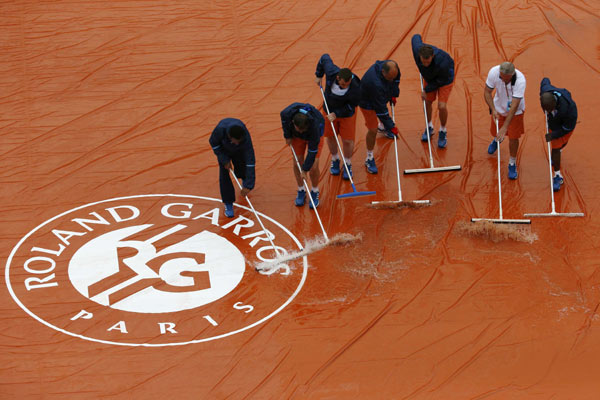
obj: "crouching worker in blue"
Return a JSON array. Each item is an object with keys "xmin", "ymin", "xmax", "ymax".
[
  {"xmin": 209, "ymin": 118, "xmax": 255, "ymax": 218},
  {"xmin": 540, "ymin": 78, "xmax": 578, "ymax": 192},
  {"xmin": 280, "ymin": 103, "xmax": 325, "ymax": 209}
]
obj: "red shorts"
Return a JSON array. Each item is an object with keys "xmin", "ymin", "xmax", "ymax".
[
  {"xmin": 323, "ymin": 111, "xmax": 356, "ymax": 141},
  {"xmin": 291, "ymin": 137, "xmax": 323, "ymax": 168},
  {"xmin": 360, "ymin": 107, "xmax": 379, "ymax": 131},
  {"xmin": 490, "ymin": 113, "xmax": 525, "ymax": 140},
  {"xmin": 423, "ymin": 80, "xmax": 453, "ymax": 103},
  {"xmin": 551, "ymin": 130, "xmax": 573, "ymax": 150}
]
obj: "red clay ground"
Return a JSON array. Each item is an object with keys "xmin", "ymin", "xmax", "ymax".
[{"xmin": 2, "ymin": 1, "xmax": 599, "ymax": 399}]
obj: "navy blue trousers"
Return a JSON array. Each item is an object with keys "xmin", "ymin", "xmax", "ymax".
[{"xmin": 219, "ymin": 154, "xmax": 246, "ymax": 204}]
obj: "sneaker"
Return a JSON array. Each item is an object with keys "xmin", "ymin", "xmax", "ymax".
[
  {"xmin": 308, "ymin": 190, "xmax": 320, "ymax": 209},
  {"xmin": 295, "ymin": 189, "xmax": 306, "ymax": 206},
  {"xmin": 421, "ymin": 126, "xmax": 434, "ymax": 142},
  {"xmin": 553, "ymin": 175, "xmax": 564, "ymax": 192},
  {"xmin": 487, "ymin": 139, "xmax": 498, "ymax": 154},
  {"xmin": 330, "ymin": 159, "xmax": 340, "ymax": 175},
  {"xmin": 437, "ymin": 130, "xmax": 447, "ymax": 148},
  {"xmin": 342, "ymin": 164, "xmax": 353, "ymax": 180},
  {"xmin": 224, "ymin": 203, "xmax": 234, "ymax": 218},
  {"xmin": 508, "ymin": 164, "xmax": 518, "ymax": 180},
  {"xmin": 365, "ymin": 158, "xmax": 378, "ymax": 174}
]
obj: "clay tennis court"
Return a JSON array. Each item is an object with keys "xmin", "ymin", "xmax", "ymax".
[{"xmin": 2, "ymin": 1, "xmax": 599, "ymax": 398}]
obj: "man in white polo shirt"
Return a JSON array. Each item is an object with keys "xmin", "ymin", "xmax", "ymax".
[{"xmin": 484, "ymin": 61, "xmax": 526, "ymax": 179}]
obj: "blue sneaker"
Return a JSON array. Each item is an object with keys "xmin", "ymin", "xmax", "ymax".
[
  {"xmin": 487, "ymin": 139, "xmax": 498, "ymax": 154},
  {"xmin": 224, "ymin": 203, "xmax": 234, "ymax": 218},
  {"xmin": 330, "ymin": 159, "xmax": 340, "ymax": 175},
  {"xmin": 421, "ymin": 126, "xmax": 434, "ymax": 142},
  {"xmin": 437, "ymin": 130, "xmax": 447, "ymax": 148},
  {"xmin": 553, "ymin": 175, "xmax": 564, "ymax": 192},
  {"xmin": 342, "ymin": 163, "xmax": 353, "ymax": 180},
  {"xmin": 295, "ymin": 189, "xmax": 306, "ymax": 206},
  {"xmin": 308, "ymin": 190, "xmax": 320, "ymax": 209},
  {"xmin": 365, "ymin": 158, "xmax": 378, "ymax": 174},
  {"xmin": 508, "ymin": 164, "xmax": 518, "ymax": 180}
]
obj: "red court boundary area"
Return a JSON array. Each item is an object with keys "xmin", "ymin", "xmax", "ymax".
[{"xmin": 1, "ymin": 1, "xmax": 599, "ymax": 399}]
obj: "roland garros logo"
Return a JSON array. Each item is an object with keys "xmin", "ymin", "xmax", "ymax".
[{"xmin": 5, "ymin": 194, "xmax": 306, "ymax": 347}]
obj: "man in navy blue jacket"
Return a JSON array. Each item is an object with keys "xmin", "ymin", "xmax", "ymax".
[
  {"xmin": 540, "ymin": 77, "xmax": 578, "ymax": 192},
  {"xmin": 359, "ymin": 60, "xmax": 400, "ymax": 174},
  {"xmin": 411, "ymin": 34, "xmax": 455, "ymax": 148},
  {"xmin": 315, "ymin": 54, "xmax": 361, "ymax": 180},
  {"xmin": 280, "ymin": 103, "xmax": 325, "ymax": 208},
  {"xmin": 209, "ymin": 118, "xmax": 255, "ymax": 218}
]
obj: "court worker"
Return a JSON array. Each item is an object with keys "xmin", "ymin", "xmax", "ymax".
[
  {"xmin": 280, "ymin": 102, "xmax": 325, "ymax": 208},
  {"xmin": 411, "ymin": 34, "xmax": 455, "ymax": 148},
  {"xmin": 359, "ymin": 59, "xmax": 400, "ymax": 174},
  {"xmin": 484, "ymin": 61, "xmax": 526, "ymax": 180},
  {"xmin": 540, "ymin": 77, "xmax": 578, "ymax": 192},
  {"xmin": 315, "ymin": 53, "xmax": 361, "ymax": 180},
  {"xmin": 209, "ymin": 118, "xmax": 256, "ymax": 218}
]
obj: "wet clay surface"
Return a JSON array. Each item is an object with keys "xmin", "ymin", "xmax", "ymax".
[{"xmin": 1, "ymin": 1, "xmax": 599, "ymax": 399}]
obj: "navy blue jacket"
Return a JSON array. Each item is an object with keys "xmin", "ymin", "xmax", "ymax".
[
  {"xmin": 411, "ymin": 34, "xmax": 454, "ymax": 92},
  {"xmin": 315, "ymin": 54, "xmax": 361, "ymax": 118},
  {"xmin": 540, "ymin": 78, "xmax": 577, "ymax": 139},
  {"xmin": 359, "ymin": 60, "xmax": 400, "ymax": 131},
  {"xmin": 209, "ymin": 118, "xmax": 255, "ymax": 189},
  {"xmin": 280, "ymin": 103, "xmax": 324, "ymax": 171}
]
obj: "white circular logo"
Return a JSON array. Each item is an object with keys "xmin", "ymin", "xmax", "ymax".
[{"xmin": 5, "ymin": 194, "xmax": 307, "ymax": 346}]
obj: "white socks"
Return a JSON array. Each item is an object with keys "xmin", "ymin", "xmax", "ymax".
[
  {"xmin": 332, "ymin": 154, "xmax": 351, "ymax": 164},
  {"xmin": 300, "ymin": 186, "xmax": 319, "ymax": 193},
  {"xmin": 366, "ymin": 151, "xmax": 374, "ymax": 160},
  {"xmin": 509, "ymin": 156, "xmax": 516, "ymax": 165},
  {"xmin": 554, "ymin": 170, "xmax": 562, "ymax": 178},
  {"xmin": 440, "ymin": 125, "xmax": 446, "ymax": 132}
]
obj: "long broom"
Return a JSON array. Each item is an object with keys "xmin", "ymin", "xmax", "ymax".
[
  {"xmin": 471, "ymin": 119, "xmax": 531, "ymax": 224},
  {"xmin": 404, "ymin": 74, "xmax": 462, "ymax": 174},
  {"xmin": 254, "ymin": 146, "xmax": 362, "ymax": 272},
  {"xmin": 524, "ymin": 113, "xmax": 584, "ymax": 218},
  {"xmin": 319, "ymin": 84, "xmax": 376, "ymax": 199},
  {"xmin": 370, "ymin": 104, "xmax": 430, "ymax": 209},
  {"xmin": 229, "ymin": 169, "xmax": 291, "ymax": 275},
  {"xmin": 289, "ymin": 145, "xmax": 329, "ymax": 241}
]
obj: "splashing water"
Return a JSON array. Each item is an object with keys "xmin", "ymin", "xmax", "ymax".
[
  {"xmin": 456, "ymin": 221, "xmax": 537, "ymax": 243},
  {"xmin": 254, "ymin": 232, "xmax": 363, "ymax": 273},
  {"xmin": 368, "ymin": 201, "xmax": 431, "ymax": 209}
]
